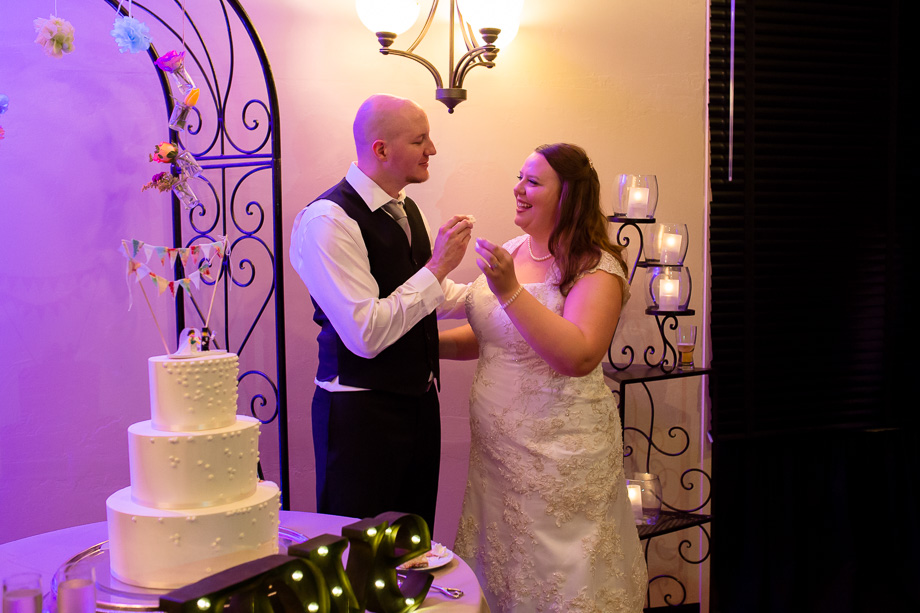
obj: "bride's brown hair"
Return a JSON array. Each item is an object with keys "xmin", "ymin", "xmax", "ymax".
[{"xmin": 536, "ymin": 143, "xmax": 627, "ymax": 295}]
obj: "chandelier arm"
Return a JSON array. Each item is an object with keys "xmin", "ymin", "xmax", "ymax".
[
  {"xmin": 456, "ymin": 8, "xmax": 478, "ymax": 51},
  {"xmin": 381, "ymin": 49, "xmax": 445, "ymax": 89},
  {"xmin": 406, "ymin": 0, "xmax": 441, "ymax": 54},
  {"xmin": 453, "ymin": 48, "xmax": 497, "ymax": 88}
]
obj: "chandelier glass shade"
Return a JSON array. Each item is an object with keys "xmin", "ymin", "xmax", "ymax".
[{"xmin": 355, "ymin": 0, "xmax": 421, "ymax": 35}]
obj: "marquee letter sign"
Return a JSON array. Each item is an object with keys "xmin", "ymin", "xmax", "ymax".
[
  {"xmin": 159, "ymin": 555, "xmax": 327, "ymax": 613},
  {"xmin": 160, "ymin": 512, "xmax": 436, "ymax": 613}
]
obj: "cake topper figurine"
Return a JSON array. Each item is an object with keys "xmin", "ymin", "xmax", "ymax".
[
  {"xmin": 120, "ymin": 237, "xmax": 230, "ymax": 355},
  {"xmin": 200, "ymin": 326, "xmax": 213, "ymax": 351},
  {"xmin": 173, "ymin": 328, "xmax": 201, "ymax": 356}
]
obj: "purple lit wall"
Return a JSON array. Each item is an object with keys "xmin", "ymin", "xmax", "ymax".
[{"xmin": 2, "ymin": 4, "xmax": 710, "ymax": 602}]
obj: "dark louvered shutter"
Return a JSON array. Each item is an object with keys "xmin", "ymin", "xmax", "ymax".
[{"xmin": 708, "ymin": 0, "xmax": 908, "ymax": 439}]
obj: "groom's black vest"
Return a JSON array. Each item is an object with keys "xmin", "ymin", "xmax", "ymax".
[{"xmin": 310, "ymin": 179, "xmax": 439, "ymax": 395}]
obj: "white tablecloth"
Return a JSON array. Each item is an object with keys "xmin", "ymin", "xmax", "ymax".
[{"xmin": 0, "ymin": 510, "xmax": 488, "ymax": 612}]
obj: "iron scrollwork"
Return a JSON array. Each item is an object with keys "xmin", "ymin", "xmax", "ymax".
[{"xmin": 103, "ymin": 0, "xmax": 289, "ymax": 508}]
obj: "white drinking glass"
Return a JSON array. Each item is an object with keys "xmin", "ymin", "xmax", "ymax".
[
  {"xmin": 55, "ymin": 564, "xmax": 95, "ymax": 613},
  {"xmin": 2, "ymin": 573, "xmax": 42, "ymax": 613}
]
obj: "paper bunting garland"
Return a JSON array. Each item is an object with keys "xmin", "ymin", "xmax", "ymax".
[
  {"xmin": 123, "ymin": 238, "xmax": 226, "ymax": 270},
  {"xmin": 121, "ymin": 237, "xmax": 229, "ymax": 354}
]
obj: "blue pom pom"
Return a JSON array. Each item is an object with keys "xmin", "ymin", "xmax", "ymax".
[{"xmin": 111, "ymin": 16, "xmax": 152, "ymax": 54}]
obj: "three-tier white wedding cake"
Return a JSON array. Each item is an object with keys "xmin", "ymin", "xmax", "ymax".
[{"xmin": 105, "ymin": 351, "xmax": 280, "ymax": 589}]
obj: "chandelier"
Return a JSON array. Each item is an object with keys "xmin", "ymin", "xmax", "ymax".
[{"xmin": 355, "ymin": 0, "xmax": 523, "ymax": 113}]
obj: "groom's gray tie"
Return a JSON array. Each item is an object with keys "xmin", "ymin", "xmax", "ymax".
[{"xmin": 383, "ymin": 199, "xmax": 412, "ymax": 244}]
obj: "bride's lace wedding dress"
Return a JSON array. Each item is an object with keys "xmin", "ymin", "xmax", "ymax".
[{"xmin": 454, "ymin": 235, "xmax": 647, "ymax": 613}]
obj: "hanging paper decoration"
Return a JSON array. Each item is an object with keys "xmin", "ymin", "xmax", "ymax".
[
  {"xmin": 111, "ymin": 15, "xmax": 151, "ymax": 53},
  {"xmin": 0, "ymin": 95, "xmax": 7, "ymax": 141},
  {"xmin": 120, "ymin": 237, "xmax": 230, "ymax": 354},
  {"xmin": 175, "ymin": 151, "xmax": 203, "ymax": 178},
  {"xmin": 149, "ymin": 141, "xmax": 178, "ymax": 164},
  {"xmin": 155, "ymin": 50, "xmax": 196, "ymax": 96},
  {"xmin": 33, "ymin": 15, "xmax": 76, "ymax": 58},
  {"xmin": 141, "ymin": 171, "xmax": 180, "ymax": 193},
  {"xmin": 142, "ymin": 142, "xmax": 203, "ymax": 208},
  {"xmin": 154, "ymin": 50, "xmax": 185, "ymax": 72},
  {"xmin": 167, "ymin": 88, "xmax": 200, "ymax": 133},
  {"xmin": 183, "ymin": 88, "xmax": 200, "ymax": 107}
]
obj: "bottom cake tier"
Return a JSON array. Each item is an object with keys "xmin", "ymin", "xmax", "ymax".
[{"xmin": 105, "ymin": 481, "xmax": 280, "ymax": 589}]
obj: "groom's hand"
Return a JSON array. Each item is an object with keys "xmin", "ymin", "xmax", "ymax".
[{"xmin": 425, "ymin": 216, "xmax": 473, "ymax": 282}]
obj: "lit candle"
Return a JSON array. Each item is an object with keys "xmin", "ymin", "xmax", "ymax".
[
  {"xmin": 626, "ymin": 187, "xmax": 649, "ymax": 218},
  {"xmin": 660, "ymin": 232, "xmax": 682, "ymax": 264},
  {"xmin": 627, "ymin": 484, "xmax": 643, "ymax": 522},
  {"xmin": 658, "ymin": 276, "xmax": 679, "ymax": 311}
]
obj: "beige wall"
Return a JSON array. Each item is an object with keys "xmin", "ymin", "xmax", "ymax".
[
  {"xmin": 1, "ymin": 0, "xmax": 709, "ymax": 606},
  {"xmin": 269, "ymin": 1, "xmax": 711, "ymax": 606}
]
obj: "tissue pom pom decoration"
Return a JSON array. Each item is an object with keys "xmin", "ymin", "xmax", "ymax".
[
  {"xmin": 111, "ymin": 16, "xmax": 152, "ymax": 54},
  {"xmin": 33, "ymin": 15, "xmax": 76, "ymax": 58}
]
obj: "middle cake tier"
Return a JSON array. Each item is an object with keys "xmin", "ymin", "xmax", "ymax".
[{"xmin": 128, "ymin": 415, "xmax": 262, "ymax": 509}]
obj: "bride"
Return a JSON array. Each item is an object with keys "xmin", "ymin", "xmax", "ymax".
[{"xmin": 441, "ymin": 143, "xmax": 647, "ymax": 612}]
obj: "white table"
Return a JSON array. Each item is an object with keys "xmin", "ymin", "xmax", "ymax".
[{"xmin": 0, "ymin": 511, "xmax": 488, "ymax": 612}]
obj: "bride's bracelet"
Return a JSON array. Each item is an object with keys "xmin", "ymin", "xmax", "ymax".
[{"xmin": 500, "ymin": 285, "xmax": 524, "ymax": 310}]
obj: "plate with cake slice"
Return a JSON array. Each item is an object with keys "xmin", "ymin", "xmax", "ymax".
[{"xmin": 397, "ymin": 542, "xmax": 455, "ymax": 571}]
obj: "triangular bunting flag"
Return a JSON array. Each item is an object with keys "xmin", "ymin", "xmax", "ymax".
[
  {"xmin": 156, "ymin": 275, "xmax": 170, "ymax": 295},
  {"xmin": 155, "ymin": 246, "xmax": 169, "ymax": 267}
]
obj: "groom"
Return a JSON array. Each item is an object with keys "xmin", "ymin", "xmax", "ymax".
[{"xmin": 289, "ymin": 94, "xmax": 471, "ymax": 531}]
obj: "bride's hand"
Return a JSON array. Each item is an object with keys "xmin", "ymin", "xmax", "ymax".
[{"xmin": 474, "ymin": 238, "xmax": 520, "ymax": 302}]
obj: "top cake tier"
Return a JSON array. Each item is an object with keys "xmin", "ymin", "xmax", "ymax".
[{"xmin": 148, "ymin": 352, "xmax": 240, "ymax": 432}]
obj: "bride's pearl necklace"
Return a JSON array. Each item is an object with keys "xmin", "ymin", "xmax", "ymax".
[{"xmin": 527, "ymin": 236, "xmax": 553, "ymax": 262}]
